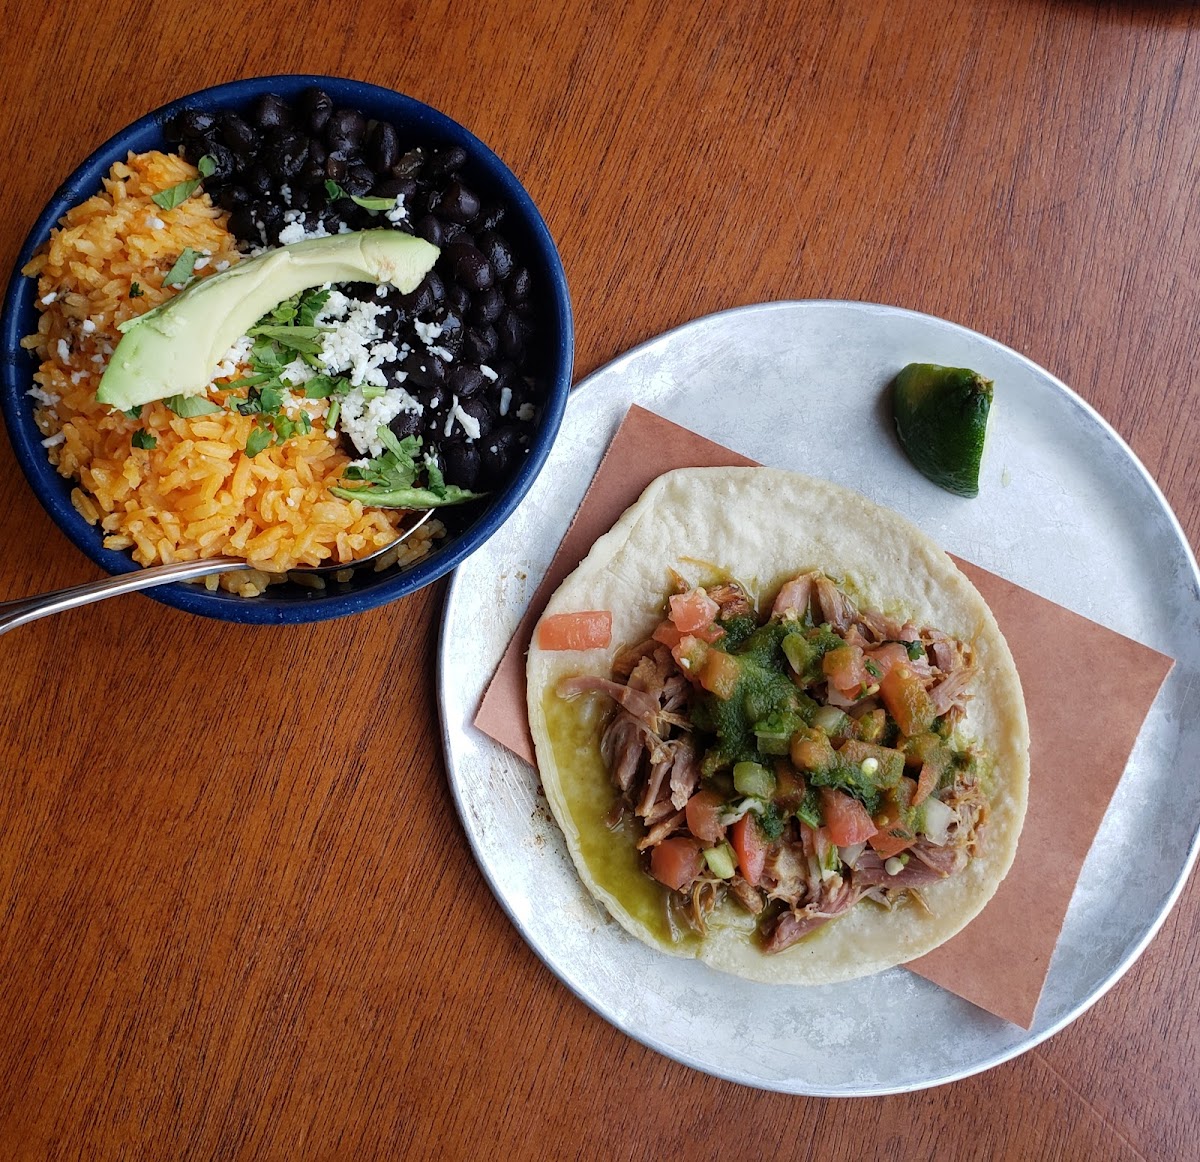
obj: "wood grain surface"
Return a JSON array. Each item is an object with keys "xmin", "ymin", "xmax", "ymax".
[{"xmin": 2, "ymin": 1, "xmax": 1198, "ymax": 1158}]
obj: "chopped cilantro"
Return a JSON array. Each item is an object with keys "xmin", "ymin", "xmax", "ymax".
[
  {"xmin": 323, "ymin": 179, "xmax": 397, "ymax": 214},
  {"xmin": 301, "ymin": 374, "xmax": 350, "ymax": 400},
  {"xmin": 163, "ymin": 393, "xmax": 222, "ymax": 417},
  {"xmin": 864, "ymin": 659, "xmax": 882, "ymax": 678},
  {"xmin": 245, "ymin": 424, "xmax": 273, "ymax": 457},
  {"xmin": 129, "ymin": 282, "xmax": 144, "ymax": 298},
  {"xmin": 123, "ymin": 404, "xmax": 143, "ymax": 420},
  {"xmin": 150, "ymin": 155, "xmax": 216, "ymax": 210},
  {"xmin": 757, "ymin": 803, "xmax": 785, "ymax": 841},
  {"xmin": 163, "ymin": 248, "xmax": 199, "ymax": 288},
  {"xmin": 330, "ymin": 425, "xmax": 483, "ymax": 509},
  {"xmin": 905, "ymin": 640, "xmax": 924, "ymax": 660},
  {"xmin": 131, "ymin": 429, "xmax": 157, "ymax": 449}
]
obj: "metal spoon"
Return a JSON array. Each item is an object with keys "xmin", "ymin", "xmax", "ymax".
[{"xmin": 0, "ymin": 509, "xmax": 435, "ymax": 635}]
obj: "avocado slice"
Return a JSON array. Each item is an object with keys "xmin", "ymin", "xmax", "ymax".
[{"xmin": 96, "ymin": 230, "xmax": 438, "ymax": 411}]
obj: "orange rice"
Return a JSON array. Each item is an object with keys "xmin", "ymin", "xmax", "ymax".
[{"xmin": 21, "ymin": 150, "xmax": 440, "ymax": 596}]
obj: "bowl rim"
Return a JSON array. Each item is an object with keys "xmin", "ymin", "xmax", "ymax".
[{"xmin": 0, "ymin": 74, "xmax": 573, "ymax": 625}]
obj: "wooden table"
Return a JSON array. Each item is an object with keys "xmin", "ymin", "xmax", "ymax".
[{"xmin": 2, "ymin": 3, "xmax": 1198, "ymax": 1157}]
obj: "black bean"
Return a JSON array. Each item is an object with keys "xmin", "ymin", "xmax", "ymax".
[
  {"xmin": 252, "ymin": 93, "xmax": 291, "ymax": 130},
  {"xmin": 440, "ymin": 221, "xmax": 467, "ymax": 244},
  {"xmin": 326, "ymin": 108, "xmax": 367, "ymax": 149},
  {"xmin": 220, "ymin": 112, "xmax": 257, "ymax": 154},
  {"xmin": 201, "ymin": 142, "xmax": 237, "ymax": 182},
  {"xmin": 497, "ymin": 310, "xmax": 527, "ymax": 359},
  {"xmin": 388, "ymin": 410, "xmax": 422, "ymax": 440},
  {"xmin": 393, "ymin": 148, "xmax": 425, "ymax": 178},
  {"xmin": 259, "ymin": 205, "xmax": 284, "ymax": 242},
  {"xmin": 217, "ymin": 184, "xmax": 250, "ymax": 210},
  {"xmin": 227, "ymin": 206, "xmax": 258, "ymax": 240},
  {"xmin": 174, "ymin": 108, "xmax": 216, "ymax": 139},
  {"xmin": 395, "ymin": 277, "xmax": 436, "ymax": 317},
  {"xmin": 429, "ymin": 145, "xmax": 468, "ymax": 176},
  {"xmin": 478, "ymin": 203, "xmax": 507, "ymax": 230},
  {"xmin": 463, "ymin": 325, "xmax": 498, "ymax": 363},
  {"xmin": 470, "ymin": 286, "xmax": 505, "ymax": 326},
  {"xmin": 479, "ymin": 424, "xmax": 521, "ymax": 486},
  {"xmin": 441, "ymin": 442, "xmax": 480, "ymax": 491},
  {"xmin": 267, "ymin": 132, "xmax": 308, "ymax": 180},
  {"xmin": 505, "ymin": 265, "xmax": 532, "ymax": 304},
  {"xmin": 307, "ymin": 140, "xmax": 327, "ymax": 167},
  {"xmin": 245, "ymin": 163, "xmax": 272, "ymax": 194},
  {"xmin": 366, "ymin": 121, "xmax": 400, "ymax": 174},
  {"xmin": 447, "ymin": 284, "xmax": 471, "ymax": 315},
  {"xmin": 448, "ymin": 365, "xmax": 484, "ymax": 398},
  {"xmin": 459, "ymin": 395, "xmax": 494, "ymax": 438},
  {"xmin": 297, "ymin": 161, "xmax": 327, "ymax": 191},
  {"xmin": 445, "ymin": 242, "xmax": 493, "ymax": 291},
  {"xmin": 440, "ymin": 179, "xmax": 480, "ymax": 224},
  {"xmin": 343, "ymin": 161, "xmax": 376, "ymax": 196},
  {"xmin": 415, "ymin": 215, "xmax": 444, "ymax": 246},
  {"xmin": 424, "ymin": 270, "xmax": 446, "ymax": 305},
  {"xmin": 298, "ymin": 88, "xmax": 333, "ymax": 134},
  {"xmin": 403, "ymin": 351, "xmax": 446, "ymax": 390},
  {"xmin": 289, "ymin": 187, "xmax": 311, "ymax": 210},
  {"xmin": 324, "ymin": 155, "xmax": 348, "ymax": 183},
  {"xmin": 370, "ymin": 176, "xmax": 408, "ymax": 200},
  {"xmin": 477, "ymin": 231, "xmax": 515, "ymax": 282},
  {"xmin": 435, "ymin": 311, "xmax": 463, "ymax": 354}
]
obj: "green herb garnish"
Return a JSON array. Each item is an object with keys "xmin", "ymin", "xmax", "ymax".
[
  {"xmin": 123, "ymin": 405, "xmax": 143, "ymax": 420},
  {"xmin": 150, "ymin": 155, "xmax": 216, "ymax": 210},
  {"xmin": 323, "ymin": 179, "xmax": 397, "ymax": 213},
  {"xmin": 330, "ymin": 425, "xmax": 483, "ymax": 509},
  {"xmin": 864, "ymin": 659, "xmax": 882, "ymax": 678},
  {"xmin": 245, "ymin": 423, "xmax": 273, "ymax": 458},
  {"xmin": 131, "ymin": 429, "xmax": 157, "ymax": 449},
  {"xmin": 757, "ymin": 802, "xmax": 785, "ymax": 841},
  {"xmin": 905, "ymin": 641, "xmax": 924, "ymax": 660},
  {"xmin": 163, "ymin": 393, "xmax": 222, "ymax": 417},
  {"xmin": 163, "ymin": 248, "xmax": 199, "ymax": 288},
  {"xmin": 129, "ymin": 282, "xmax": 143, "ymax": 298}
]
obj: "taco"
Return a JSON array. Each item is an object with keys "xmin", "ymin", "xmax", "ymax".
[{"xmin": 526, "ymin": 467, "xmax": 1029, "ymax": 985}]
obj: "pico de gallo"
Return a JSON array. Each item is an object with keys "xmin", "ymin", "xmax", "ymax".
[{"xmin": 553, "ymin": 571, "xmax": 988, "ymax": 952}]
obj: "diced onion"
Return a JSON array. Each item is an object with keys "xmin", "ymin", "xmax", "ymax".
[
  {"xmin": 718, "ymin": 798, "xmax": 762, "ymax": 826},
  {"xmin": 920, "ymin": 796, "xmax": 956, "ymax": 846},
  {"xmin": 838, "ymin": 842, "xmax": 866, "ymax": 868},
  {"xmin": 703, "ymin": 843, "xmax": 737, "ymax": 879},
  {"xmin": 733, "ymin": 761, "xmax": 776, "ymax": 798},
  {"xmin": 812, "ymin": 705, "xmax": 851, "ymax": 736}
]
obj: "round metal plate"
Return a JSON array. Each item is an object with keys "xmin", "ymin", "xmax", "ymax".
[{"xmin": 438, "ymin": 301, "xmax": 1200, "ymax": 1095}]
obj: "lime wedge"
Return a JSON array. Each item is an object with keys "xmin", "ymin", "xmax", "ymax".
[{"xmin": 890, "ymin": 363, "xmax": 993, "ymax": 498}]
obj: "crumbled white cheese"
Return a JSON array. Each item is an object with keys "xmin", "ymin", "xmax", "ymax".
[
  {"xmin": 211, "ymin": 334, "xmax": 254, "ymax": 382},
  {"xmin": 193, "ymin": 255, "xmax": 210, "ymax": 270},
  {"xmin": 315, "ymin": 297, "xmax": 393, "ymax": 387},
  {"xmin": 27, "ymin": 386, "xmax": 60, "ymax": 406},
  {"xmin": 70, "ymin": 370, "xmax": 84, "ymax": 384},
  {"xmin": 499, "ymin": 386, "xmax": 512, "ymax": 416},
  {"xmin": 40, "ymin": 292, "xmax": 57, "ymax": 305},
  {"xmin": 56, "ymin": 338, "xmax": 70, "ymax": 362},
  {"xmin": 41, "ymin": 431, "xmax": 65, "ymax": 448},
  {"xmin": 338, "ymin": 384, "xmax": 423, "ymax": 456},
  {"xmin": 429, "ymin": 345, "xmax": 454, "ymax": 361},
  {"xmin": 147, "ymin": 216, "xmax": 166, "ymax": 230},
  {"xmin": 279, "ymin": 358, "xmax": 316, "ymax": 387},
  {"xmin": 444, "ymin": 395, "xmax": 480, "ymax": 441},
  {"xmin": 277, "ymin": 221, "xmax": 308, "ymax": 246},
  {"xmin": 414, "ymin": 318, "xmax": 443, "ymax": 345},
  {"xmin": 215, "ymin": 260, "xmax": 230, "ymax": 272},
  {"xmin": 81, "ymin": 319, "xmax": 96, "ymax": 334},
  {"xmin": 385, "ymin": 194, "xmax": 407, "ymax": 224},
  {"xmin": 376, "ymin": 285, "xmax": 387, "ymax": 298},
  {"xmin": 479, "ymin": 364, "xmax": 498, "ymax": 381},
  {"xmin": 516, "ymin": 402, "xmax": 535, "ymax": 421},
  {"xmin": 91, "ymin": 354, "xmax": 105, "ymax": 364}
]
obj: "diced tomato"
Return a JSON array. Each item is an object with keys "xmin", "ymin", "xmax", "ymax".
[
  {"xmin": 670, "ymin": 634, "xmax": 708, "ymax": 680},
  {"xmin": 818, "ymin": 787, "xmax": 877, "ymax": 846},
  {"xmin": 913, "ymin": 762, "xmax": 938, "ymax": 806},
  {"xmin": 685, "ymin": 789, "xmax": 726, "ymax": 843},
  {"xmin": 879, "ymin": 663, "xmax": 936, "ymax": 736},
  {"xmin": 836, "ymin": 738, "xmax": 905, "ymax": 787},
  {"xmin": 699, "ymin": 649, "xmax": 740, "ymax": 700},
  {"xmin": 652, "ymin": 619, "xmax": 683, "ymax": 648},
  {"xmin": 649, "ymin": 837, "xmax": 704, "ymax": 891},
  {"xmin": 693, "ymin": 621, "xmax": 727, "ymax": 644},
  {"xmin": 865, "ymin": 642, "xmax": 911, "ymax": 680},
  {"xmin": 823, "ymin": 644, "xmax": 870, "ymax": 695},
  {"xmin": 668, "ymin": 588, "xmax": 721, "ymax": 633},
  {"xmin": 536, "ymin": 610, "xmax": 613, "ymax": 651},
  {"xmin": 868, "ymin": 828, "xmax": 915, "ymax": 859},
  {"xmin": 772, "ymin": 763, "xmax": 807, "ymax": 811},
  {"xmin": 790, "ymin": 726, "xmax": 835, "ymax": 772},
  {"xmin": 730, "ymin": 813, "xmax": 767, "ymax": 887}
]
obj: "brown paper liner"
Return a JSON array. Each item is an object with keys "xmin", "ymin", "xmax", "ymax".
[{"xmin": 474, "ymin": 406, "xmax": 1174, "ymax": 1027}]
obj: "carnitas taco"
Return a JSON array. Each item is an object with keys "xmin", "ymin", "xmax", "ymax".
[{"xmin": 526, "ymin": 467, "xmax": 1029, "ymax": 984}]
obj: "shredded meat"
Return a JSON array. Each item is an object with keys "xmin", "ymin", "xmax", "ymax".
[{"xmin": 708, "ymin": 581, "xmax": 754, "ymax": 619}]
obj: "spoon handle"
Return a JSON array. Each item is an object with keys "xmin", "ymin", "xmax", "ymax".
[{"xmin": 0, "ymin": 558, "xmax": 249, "ymax": 635}]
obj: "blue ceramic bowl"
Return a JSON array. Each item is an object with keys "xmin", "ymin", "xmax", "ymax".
[{"xmin": 0, "ymin": 75, "xmax": 573, "ymax": 625}]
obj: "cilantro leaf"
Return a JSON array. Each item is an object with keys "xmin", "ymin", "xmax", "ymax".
[
  {"xmin": 333, "ymin": 425, "xmax": 484, "ymax": 508},
  {"xmin": 351, "ymin": 194, "xmax": 397, "ymax": 211},
  {"xmin": 131, "ymin": 429, "xmax": 157, "ymax": 449},
  {"xmin": 325, "ymin": 179, "xmax": 348, "ymax": 201},
  {"xmin": 247, "ymin": 324, "xmax": 324, "ymax": 355},
  {"xmin": 163, "ymin": 393, "xmax": 222, "ymax": 417},
  {"xmin": 197, "ymin": 154, "xmax": 217, "ymax": 178},
  {"xmin": 245, "ymin": 425, "xmax": 273, "ymax": 457},
  {"xmin": 150, "ymin": 156, "xmax": 215, "ymax": 209},
  {"xmin": 296, "ymin": 288, "xmax": 331, "ymax": 327},
  {"xmin": 301, "ymin": 374, "xmax": 349, "ymax": 399},
  {"xmin": 163, "ymin": 248, "xmax": 199, "ymax": 288},
  {"xmin": 123, "ymin": 405, "xmax": 143, "ymax": 420},
  {"xmin": 129, "ymin": 282, "xmax": 143, "ymax": 298}
]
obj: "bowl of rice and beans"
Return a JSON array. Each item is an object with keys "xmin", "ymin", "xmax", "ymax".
[{"xmin": 0, "ymin": 75, "xmax": 573, "ymax": 624}]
